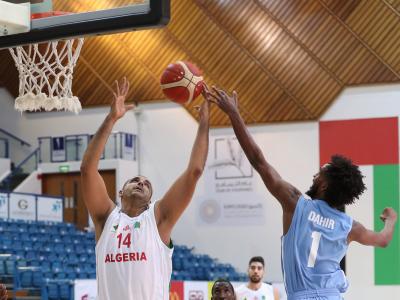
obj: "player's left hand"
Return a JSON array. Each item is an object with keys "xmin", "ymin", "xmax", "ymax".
[{"xmin": 380, "ymin": 207, "xmax": 397, "ymax": 222}]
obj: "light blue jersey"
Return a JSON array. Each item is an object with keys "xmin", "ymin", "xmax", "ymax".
[{"xmin": 281, "ymin": 196, "xmax": 353, "ymax": 300}]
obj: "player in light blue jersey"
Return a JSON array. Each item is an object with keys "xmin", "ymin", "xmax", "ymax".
[{"xmin": 209, "ymin": 87, "xmax": 398, "ymax": 300}]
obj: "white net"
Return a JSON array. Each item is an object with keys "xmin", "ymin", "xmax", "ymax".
[{"xmin": 9, "ymin": 38, "xmax": 84, "ymax": 114}]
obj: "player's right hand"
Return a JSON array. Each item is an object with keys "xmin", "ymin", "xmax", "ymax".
[
  {"xmin": 380, "ymin": 207, "xmax": 398, "ymax": 223},
  {"xmin": 210, "ymin": 86, "xmax": 239, "ymax": 116}
]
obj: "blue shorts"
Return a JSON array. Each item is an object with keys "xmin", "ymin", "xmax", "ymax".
[{"xmin": 288, "ymin": 289, "xmax": 343, "ymax": 300}]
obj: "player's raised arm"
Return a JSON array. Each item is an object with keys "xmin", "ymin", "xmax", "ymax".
[
  {"xmin": 209, "ymin": 86, "xmax": 301, "ymax": 213},
  {"xmin": 81, "ymin": 78, "xmax": 134, "ymax": 238},
  {"xmin": 348, "ymin": 207, "xmax": 397, "ymax": 247},
  {"xmin": 156, "ymin": 92, "xmax": 210, "ymax": 244}
]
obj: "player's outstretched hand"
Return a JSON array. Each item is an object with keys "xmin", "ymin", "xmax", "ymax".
[
  {"xmin": 109, "ymin": 77, "xmax": 135, "ymax": 122},
  {"xmin": 207, "ymin": 86, "xmax": 239, "ymax": 116},
  {"xmin": 380, "ymin": 207, "xmax": 398, "ymax": 223}
]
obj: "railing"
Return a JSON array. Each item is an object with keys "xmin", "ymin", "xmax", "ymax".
[
  {"xmin": 38, "ymin": 132, "xmax": 136, "ymax": 163},
  {"xmin": 0, "ymin": 148, "xmax": 39, "ymax": 191},
  {"xmin": 0, "ymin": 129, "xmax": 32, "ymax": 166},
  {"xmin": 0, "ymin": 138, "xmax": 9, "ymax": 158},
  {"xmin": 0, "ymin": 129, "xmax": 31, "ymax": 147}
]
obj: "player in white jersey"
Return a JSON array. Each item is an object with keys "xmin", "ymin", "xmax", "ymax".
[
  {"xmin": 81, "ymin": 78, "xmax": 211, "ymax": 300},
  {"xmin": 235, "ymin": 256, "xmax": 279, "ymax": 300}
]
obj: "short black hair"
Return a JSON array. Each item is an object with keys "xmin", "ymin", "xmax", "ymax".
[
  {"xmin": 322, "ymin": 155, "xmax": 366, "ymax": 207},
  {"xmin": 249, "ymin": 256, "xmax": 264, "ymax": 267},
  {"xmin": 122, "ymin": 175, "xmax": 153, "ymax": 198},
  {"xmin": 211, "ymin": 278, "xmax": 234, "ymax": 295}
]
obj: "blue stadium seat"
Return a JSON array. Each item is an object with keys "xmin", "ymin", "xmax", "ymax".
[
  {"xmin": 78, "ymin": 272, "xmax": 88, "ymax": 279},
  {"xmin": 65, "ymin": 254, "xmax": 78, "ymax": 265},
  {"xmin": 37, "ymin": 234, "xmax": 49, "ymax": 243},
  {"xmin": 51, "ymin": 262, "xmax": 62, "ymax": 272},
  {"xmin": 8, "ymin": 223, "xmax": 19, "ymax": 232},
  {"xmin": 59, "ymin": 282, "xmax": 71, "ymax": 300},
  {"xmin": 74, "ymin": 267, "xmax": 82, "ymax": 277},
  {"xmin": 25, "ymin": 251, "xmax": 37, "ymax": 262},
  {"xmin": 18, "ymin": 223, "xmax": 28, "ymax": 230},
  {"xmin": 41, "ymin": 261, "xmax": 51, "ymax": 273},
  {"xmin": 55, "ymin": 272, "xmax": 66, "ymax": 280},
  {"xmin": 46, "ymin": 283, "xmax": 59, "ymax": 300},
  {"xmin": 0, "ymin": 260, "xmax": 5, "ymax": 274},
  {"xmin": 66, "ymin": 270, "xmax": 76, "ymax": 280},
  {"xmin": 54, "ymin": 243, "xmax": 65, "ymax": 255},
  {"xmin": 20, "ymin": 270, "xmax": 33, "ymax": 288},
  {"xmin": 5, "ymin": 259, "xmax": 15, "ymax": 275},
  {"xmin": 75, "ymin": 244, "xmax": 86, "ymax": 255},
  {"xmin": 28, "ymin": 227, "xmax": 39, "ymax": 234},
  {"xmin": 79, "ymin": 254, "xmax": 88, "ymax": 263},
  {"xmin": 48, "ymin": 253, "xmax": 58, "ymax": 262}
]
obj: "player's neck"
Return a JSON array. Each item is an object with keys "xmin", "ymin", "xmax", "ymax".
[
  {"xmin": 247, "ymin": 281, "xmax": 262, "ymax": 291},
  {"xmin": 121, "ymin": 201, "xmax": 149, "ymax": 217}
]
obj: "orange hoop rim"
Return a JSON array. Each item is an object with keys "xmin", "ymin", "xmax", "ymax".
[{"xmin": 31, "ymin": 11, "xmax": 71, "ymax": 20}]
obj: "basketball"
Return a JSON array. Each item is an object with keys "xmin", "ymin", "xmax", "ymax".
[{"xmin": 160, "ymin": 61, "xmax": 204, "ymax": 104}]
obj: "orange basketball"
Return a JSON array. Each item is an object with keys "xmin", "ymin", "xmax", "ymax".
[{"xmin": 160, "ymin": 61, "xmax": 204, "ymax": 104}]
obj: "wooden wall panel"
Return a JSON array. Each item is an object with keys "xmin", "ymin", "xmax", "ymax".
[{"xmin": 1, "ymin": 0, "xmax": 400, "ymax": 124}]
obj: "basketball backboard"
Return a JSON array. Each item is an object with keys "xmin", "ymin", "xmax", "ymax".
[{"xmin": 0, "ymin": 0, "xmax": 169, "ymax": 49}]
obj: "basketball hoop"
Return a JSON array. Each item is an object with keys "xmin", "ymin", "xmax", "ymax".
[{"xmin": 8, "ymin": 11, "xmax": 84, "ymax": 114}]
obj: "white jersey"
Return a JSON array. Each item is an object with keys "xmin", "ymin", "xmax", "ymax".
[
  {"xmin": 235, "ymin": 282, "xmax": 275, "ymax": 300},
  {"xmin": 96, "ymin": 203, "xmax": 173, "ymax": 300}
]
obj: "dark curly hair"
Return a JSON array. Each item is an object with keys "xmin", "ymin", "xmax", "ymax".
[
  {"xmin": 211, "ymin": 278, "xmax": 235, "ymax": 296},
  {"xmin": 320, "ymin": 155, "xmax": 366, "ymax": 207}
]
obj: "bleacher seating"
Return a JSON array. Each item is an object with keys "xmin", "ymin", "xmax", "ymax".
[
  {"xmin": 0, "ymin": 219, "xmax": 95, "ymax": 299},
  {"xmin": 171, "ymin": 245, "xmax": 247, "ymax": 281},
  {"xmin": 0, "ymin": 218, "xmax": 246, "ymax": 299}
]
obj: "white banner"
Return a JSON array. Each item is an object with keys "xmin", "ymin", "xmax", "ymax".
[
  {"xmin": 74, "ymin": 279, "xmax": 97, "ymax": 300},
  {"xmin": 9, "ymin": 193, "xmax": 36, "ymax": 220},
  {"xmin": 198, "ymin": 136, "xmax": 265, "ymax": 226},
  {"xmin": 51, "ymin": 137, "xmax": 66, "ymax": 162},
  {"xmin": 37, "ymin": 196, "xmax": 63, "ymax": 222},
  {"xmin": 184, "ymin": 281, "xmax": 208, "ymax": 300},
  {"xmin": 122, "ymin": 133, "xmax": 135, "ymax": 160},
  {"xmin": 0, "ymin": 193, "xmax": 8, "ymax": 218}
]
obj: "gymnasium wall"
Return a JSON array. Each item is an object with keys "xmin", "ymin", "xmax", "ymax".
[
  {"xmin": 0, "ymin": 84, "xmax": 399, "ymax": 299},
  {"xmin": 0, "ymin": 158, "xmax": 10, "ymax": 180}
]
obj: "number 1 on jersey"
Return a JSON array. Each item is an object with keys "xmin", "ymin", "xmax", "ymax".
[{"xmin": 307, "ymin": 231, "xmax": 321, "ymax": 268}]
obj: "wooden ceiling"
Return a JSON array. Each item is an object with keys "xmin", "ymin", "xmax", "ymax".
[{"xmin": 1, "ymin": 0, "xmax": 400, "ymax": 126}]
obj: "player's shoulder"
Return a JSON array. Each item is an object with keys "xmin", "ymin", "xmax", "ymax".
[{"xmin": 261, "ymin": 282, "xmax": 273, "ymax": 291}]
